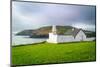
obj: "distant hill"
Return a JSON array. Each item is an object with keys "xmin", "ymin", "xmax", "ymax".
[{"xmin": 16, "ymin": 26, "xmax": 95, "ymax": 38}]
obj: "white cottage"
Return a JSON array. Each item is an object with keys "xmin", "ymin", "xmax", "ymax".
[{"xmin": 47, "ymin": 25, "xmax": 87, "ymax": 43}]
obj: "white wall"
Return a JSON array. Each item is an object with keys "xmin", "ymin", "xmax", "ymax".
[
  {"xmin": 57, "ymin": 35, "xmax": 74, "ymax": 43},
  {"xmin": 47, "ymin": 33, "xmax": 58, "ymax": 43},
  {"xmin": 75, "ymin": 30, "xmax": 86, "ymax": 41},
  {"xmin": 84, "ymin": 37, "xmax": 95, "ymax": 41},
  {"xmin": 47, "ymin": 33, "xmax": 74, "ymax": 43}
]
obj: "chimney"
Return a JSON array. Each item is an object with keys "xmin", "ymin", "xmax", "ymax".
[{"xmin": 52, "ymin": 25, "xmax": 57, "ymax": 34}]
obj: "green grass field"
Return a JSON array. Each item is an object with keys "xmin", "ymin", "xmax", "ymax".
[{"xmin": 12, "ymin": 41, "xmax": 96, "ymax": 66}]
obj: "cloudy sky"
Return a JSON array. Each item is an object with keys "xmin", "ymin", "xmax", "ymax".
[{"xmin": 12, "ymin": 1, "xmax": 96, "ymax": 32}]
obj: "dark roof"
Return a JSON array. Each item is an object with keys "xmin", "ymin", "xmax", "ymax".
[
  {"xmin": 72, "ymin": 29, "xmax": 81, "ymax": 37},
  {"xmin": 64, "ymin": 28, "xmax": 83, "ymax": 37}
]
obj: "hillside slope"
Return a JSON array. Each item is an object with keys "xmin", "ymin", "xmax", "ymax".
[{"xmin": 16, "ymin": 26, "xmax": 95, "ymax": 38}]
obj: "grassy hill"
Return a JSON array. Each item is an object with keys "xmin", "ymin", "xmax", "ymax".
[
  {"xmin": 12, "ymin": 41, "xmax": 96, "ymax": 66},
  {"xmin": 16, "ymin": 26, "xmax": 95, "ymax": 38}
]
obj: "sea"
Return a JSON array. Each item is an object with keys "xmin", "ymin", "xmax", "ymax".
[{"xmin": 12, "ymin": 32, "xmax": 47, "ymax": 46}]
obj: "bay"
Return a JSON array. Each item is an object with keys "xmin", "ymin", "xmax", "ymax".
[{"xmin": 12, "ymin": 33, "xmax": 47, "ymax": 46}]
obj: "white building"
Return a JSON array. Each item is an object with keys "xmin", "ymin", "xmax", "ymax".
[{"xmin": 47, "ymin": 25, "xmax": 95, "ymax": 43}]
